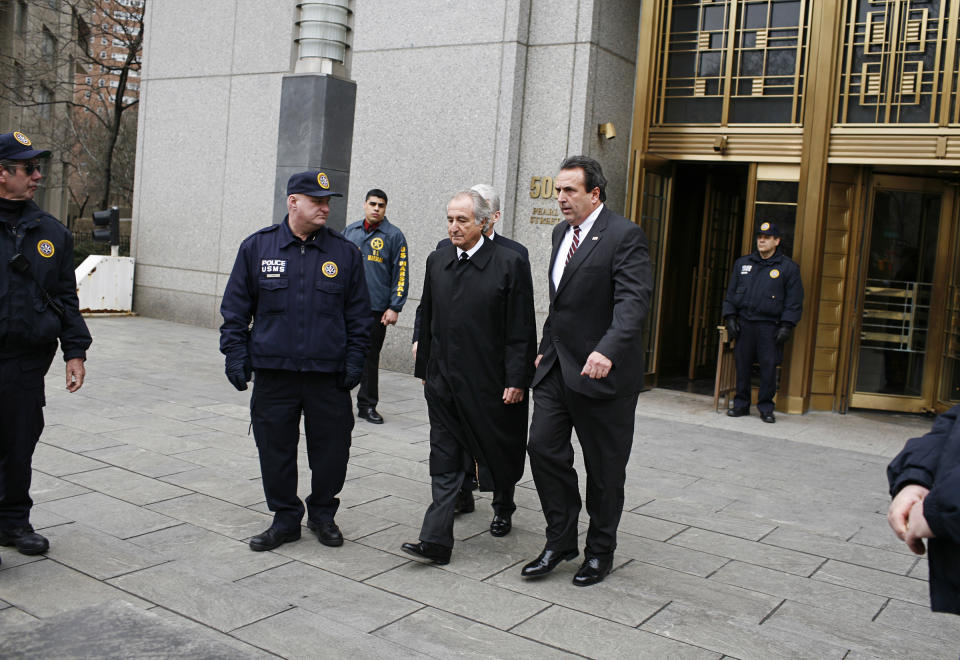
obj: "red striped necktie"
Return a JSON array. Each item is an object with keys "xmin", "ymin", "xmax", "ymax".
[{"xmin": 565, "ymin": 226, "xmax": 581, "ymax": 266}]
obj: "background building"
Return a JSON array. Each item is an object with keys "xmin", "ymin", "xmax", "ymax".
[
  {"xmin": 130, "ymin": 0, "xmax": 640, "ymax": 376},
  {"xmin": 133, "ymin": 0, "xmax": 957, "ymax": 416}
]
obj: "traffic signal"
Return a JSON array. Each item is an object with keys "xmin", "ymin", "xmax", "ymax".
[{"xmin": 92, "ymin": 206, "xmax": 120, "ymax": 245}]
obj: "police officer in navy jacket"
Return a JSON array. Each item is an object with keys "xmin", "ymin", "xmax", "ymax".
[
  {"xmin": 722, "ymin": 222, "xmax": 803, "ymax": 423},
  {"xmin": 0, "ymin": 131, "xmax": 91, "ymax": 561},
  {"xmin": 220, "ymin": 170, "xmax": 371, "ymax": 552}
]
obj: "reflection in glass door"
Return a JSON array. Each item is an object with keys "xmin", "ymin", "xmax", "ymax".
[{"xmin": 850, "ymin": 177, "xmax": 954, "ymax": 413}]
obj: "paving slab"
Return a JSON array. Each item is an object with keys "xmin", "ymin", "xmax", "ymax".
[
  {"xmin": 159, "ymin": 466, "xmax": 266, "ymax": 506},
  {"xmin": 760, "ymin": 526, "xmax": 916, "ymax": 575},
  {"xmin": 63, "ymin": 465, "xmax": 192, "ymax": 505},
  {"xmin": 44, "ymin": 523, "xmax": 169, "ymax": 580},
  {"xmin": 0, "ymin": 560, "xmax": 150, "ymax": 617},
  {"xmin": 669, "ymin": 527, "xmax": 824, "ymax": 576},
  {"xmin": 31, "ymin": 443, "xmax": 108, "ymax": 477},
  {"xmin": 237, "ymin": 561, "xmax": 422, "ymax": 633},
  {"xmin": 811, "ymin": 559, "xmax": 929, "ymax": 606},
  {"xmin": 273, "ymin": 536, "xmax": 410, "ymax": 581},
  {"xmin": 376, "ymin": 607, "xmax": 577, "ymax": 659},
  {"xmin": 0, "ymin": 602, "xmax": 262, "ymax": 659},
  {"xmin": 145, "ymin": 492, "xmax": 272, "ymax": 540},
  {"xmin": 232, "ymin": 607, "xmax": 429, "ymax": 658},
  {"xmin": 108, "ymin": 562, "xmax": 291, "ymax": 632},
  {"xmin": 513, "ymin": 604, "xmax": 719, "ymax": 659},
  {"xmin": 366, "ymin": 562, "xmax": 550, "ymax": 630},
  {"xmin": 81, "ymin": 444, "xmax": 199, "ymax": 478},
  {"xmin": 35, "ymin": 491, "xmax": 179, "ymax": 538}
]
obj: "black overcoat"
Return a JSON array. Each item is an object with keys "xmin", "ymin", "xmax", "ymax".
[{"xmin": 415, "ymin": 238, "xmax": 536, "ymax": 490}]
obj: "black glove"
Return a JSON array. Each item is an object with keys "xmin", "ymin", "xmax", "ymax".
[
  {"xmin": 337, "ymin": 362, "xmax": 363, "ymax": 391},
  {"xmin": 774, "ymin": 324, "xmax": 793, "ymax": 345},
  {"xmin": 225, "ymin": 357, "xmax": 252, "ymax": 391},
  {"xmin": 724, "ymin": 315, "xmax": 740, "ymax": 341}
]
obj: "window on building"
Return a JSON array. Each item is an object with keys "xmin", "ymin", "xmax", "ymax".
[
  {"xmin": 38, "ymin": 85, "xmax": 53, "ymax": 118},
  {"xmin": 84, "ymin": 76, "xmax": 92, "ymax": 84},
  {"xmin": 16, "ymin": 1, "xmax": 27, "ymax": 37},
  {"xmin": 655, "ymin": 0, "xmax": 810, "ymax": 125},
  {"xmin": 101, "ymin": 36, "xmax": 109, "ymax": 45},
  {"xmin": 99, "ymin": 50, "xmax": 107, "ymax": 58},
  {"xmin": 42, "ymin": 27, "xmax": 57, "ymax": 65},
  {"xmin": 47, "ymin": 0, "xmax": 59, "ymax": 9}
]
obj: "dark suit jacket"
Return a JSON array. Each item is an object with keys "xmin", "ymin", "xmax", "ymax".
[
  {"xmin": 533, "ymin": 205, "xmax": 651, "ymax": 399},
  {"xmin": 413, "ymin": 232, "xmax": 530, "ymax": 343}
]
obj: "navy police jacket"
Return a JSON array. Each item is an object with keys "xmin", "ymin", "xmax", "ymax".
[
  {"xmin": 342, "ymin": 217, "xmax": 408, "ymax": 312},
  {"xmin": 721, "ymin": 249, "xmax": 803, "ymax": 325},
  {"xmin": 888, "ymin": 404, "xmax": 960, "ymax": 614},
  {"xmin": 0, "ymin": 200, "xmax": 91, "ymax": 362},
  {"xmin": 219, "ymin": 218, "xmax": 372, "ymax": 373}
]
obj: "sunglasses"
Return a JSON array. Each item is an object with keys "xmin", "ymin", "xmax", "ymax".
[{"xmin": 2, "ymin": 161, "xmax": 41, "ymax": 175}]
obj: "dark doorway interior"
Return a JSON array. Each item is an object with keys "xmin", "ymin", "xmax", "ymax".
[{"xmin": 656, "ymin": 163, "xmax": 747, "ymax": 395}]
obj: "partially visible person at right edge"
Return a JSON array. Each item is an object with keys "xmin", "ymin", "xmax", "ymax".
[
  {"xmin": 888, "ymin": 405, "xmax": 960, "ymax": 615},
  {"xmin": 0, "ymin": 131, "xmax": 92, "ymax": 564}
]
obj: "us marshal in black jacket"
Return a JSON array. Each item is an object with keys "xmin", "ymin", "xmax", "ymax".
[{"xmin": 888, "ymin": 404, "xmax": 960, "ymax": 614}]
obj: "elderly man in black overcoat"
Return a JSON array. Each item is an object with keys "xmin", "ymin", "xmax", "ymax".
[{"xmin": 401, "ymin": 189, "xmax": 536, "ymax": 565}]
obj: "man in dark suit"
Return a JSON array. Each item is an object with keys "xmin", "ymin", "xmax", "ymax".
[
  {"xmin": 522, "ymin": 155, "xmax": 651, "ymax": 586},
  {"xmin": 412, "ymin": 184, "xmax": 531, "ymax": 537}
]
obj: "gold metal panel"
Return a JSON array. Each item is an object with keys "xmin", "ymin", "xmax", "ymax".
[
  {"xmin": 827, "ymin": 183, "xmax": 853, "ymax": 210},
  {"xmin": 757, "ymin": 164, "xmax": 801, "ymax": 181},
  {"xmin": 867, "ymin": 12, "xmax": 885, "ymax": 47},
  {"xmin": 809, "ymin": 394, "xmax": 836, "ymax": 410},
  {"xmin": 647, "ymin": 131, "xmax": 803, "ymax": 161},
  {"xmin": 820, "ymin": 276, "xmax": 844, "ymax": 301},
  {"xmin": 828, "ymin": 133, "xmax": 941, "ymax": 162},
  {"xmin": 821, "ymin": 254, "xmax": 847, "ymax": 279},
  {"xmin": 812, "ymin": 372, "xmax": 836, "ymax": 393},
  {"xmin": 818, "ymin": 300, "xmax": 843, "ymax": 325},
  {"xmin": 815, "ymin": 348, "xmax": 839, "ymax": 371},
  {"xmin": 817, "ymin": 325, "xmax": 840, "ymax": 346},
  {"xmin": 698, "ymin": 32, "xmax": 711, "ymax": 49}
]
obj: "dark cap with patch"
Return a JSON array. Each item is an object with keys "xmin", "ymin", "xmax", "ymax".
[
  {"xmin": 756, "ymin": 222, "xmax": 780, "ymax": 237},
  {"xmin": 286, "ymin": 170, "xmax": 343, "ymax": 198},
  {"xmin": 0, "ymin": 132, "xmax": 51, "ymax": 160}
]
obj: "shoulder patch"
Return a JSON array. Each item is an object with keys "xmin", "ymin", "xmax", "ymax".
[{"xmin": 37, "ymin": 239, "xmax": 55, "ymax": 258}]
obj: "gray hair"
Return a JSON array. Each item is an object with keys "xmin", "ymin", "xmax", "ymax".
[
  {"xmin": 470, "ymin": 183, "xmax": 500, "ymax": 214},
  {"xmin": 451, "ymin": 189, "xmax": 492, "ymax": 233}
]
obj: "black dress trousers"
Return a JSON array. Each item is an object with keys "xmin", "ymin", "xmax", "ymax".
[
  {"xmin": 733, "ymin": 320, "xmax": 778, "ymax": 415},
  {"xmin": 250, "ymin": 369, "xmax": 353, "ymax": 531},
  {"xmin": 0, "ymin": 356, "xmax": 48, "ymax": 530},
  {"xmin": 527, "ymin": 364, "xmax": 638, "ymax": 560},
  {"xmin": 357, "ymin": 310, "xmax": 387, "ymax": 411}
]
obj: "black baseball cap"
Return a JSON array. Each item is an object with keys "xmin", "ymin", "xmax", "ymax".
[
  {"xmin": 286, "ymin": 170, "xmax": 343, "ymax": 198},
  {"xmin": 757, "ymin": 222, "xmax": 781, "ymax": 237},
  {"xmin": 0, "ymin": 132, "xmax": 51, "ymax": 160}
]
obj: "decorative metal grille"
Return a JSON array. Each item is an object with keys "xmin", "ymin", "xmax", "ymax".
[
  {"xmin": 838, "ymin": 0, "xmax": 950, "ymax": 124},
  {"xmin": 656, "ymin": 0, "xmax": 810, "ymax": 125}
]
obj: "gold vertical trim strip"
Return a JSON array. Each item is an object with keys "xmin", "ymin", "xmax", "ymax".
[
  {"xmin": 882, "ymin": 0, "xmax": 902, "ymax": 123},
  {"xmin": 721, "ymin": 0, "xmax": 738, "ymax": 125},
  {"xmin": 940, "ymin": 0, "xmax": 959, "ymax": 125}
]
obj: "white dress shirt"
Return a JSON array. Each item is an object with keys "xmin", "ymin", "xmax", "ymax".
[
  {"xmin": 551, "ymin": 203, "xmax": 603, "ymax": 290},
  {"xmin": 456, "ymin": 235, "xmax": 485, "ymax": 261}
]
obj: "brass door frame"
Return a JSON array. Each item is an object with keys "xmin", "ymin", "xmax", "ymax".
[{"xmin": 848, "ymin": 174, "xmax": 956, "ymax": 413}]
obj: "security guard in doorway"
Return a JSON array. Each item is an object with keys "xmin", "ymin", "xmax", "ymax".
[
  {"xmin": 220, "ymin": 170, "xmax": 371, "ymax": 552},
  {"xmin": 0, "ymin": 131, "xmax": 91, "ymax": 560},
  {"xmin": 722, "ymin": 222, "xmax": 803, "ymax": 423}
]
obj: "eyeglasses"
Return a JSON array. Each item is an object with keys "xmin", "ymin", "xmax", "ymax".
[{"xmin": 1, "ymin": 161, "xmax": 41, "ymax": 175}]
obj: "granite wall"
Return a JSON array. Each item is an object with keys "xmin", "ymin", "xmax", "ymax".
[{"xmin": 131, "ymin": 0, "xmax": 640, "ymax": 374}]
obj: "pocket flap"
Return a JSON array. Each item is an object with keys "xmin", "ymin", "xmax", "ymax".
[
  {"xmin": 259, "ymin": 278, "xmax": 289, "ymax": 290},
  {"xmin": 315, "ymin": 279, "xmax": 344, "ymax": 293}
]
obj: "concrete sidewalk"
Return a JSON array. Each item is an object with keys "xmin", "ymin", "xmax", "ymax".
[{"xmin": 1, "ymin": 316, "xmax": 958, "ymax": 658}]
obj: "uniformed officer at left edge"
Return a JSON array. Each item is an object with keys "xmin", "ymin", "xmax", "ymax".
[
  {"xmin": 0, "ymin": 131, "xmax": 91, "ymax": 561},
  {"xmin": 219, "ymin": 170, "xmax": 372, "ymax": 552}
]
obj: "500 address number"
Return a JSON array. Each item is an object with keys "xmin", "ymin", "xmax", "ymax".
[{"xmin": 529, "ymin": 176, "xmax": 558, "ymax": 199}]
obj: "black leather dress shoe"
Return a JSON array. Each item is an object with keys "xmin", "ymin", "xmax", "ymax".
[
  {"xmin": 761, "ymin": 412, "xmax": 776, "ymax": 423},
  {"xmin": 489, "ymin": 514, "xmax": 512, "ymax": 537},
  {"xmin": 520, "ymin": 547, "xmax": 579, "ymax": 578},
  {"xmin": 401, "ymin": 541, "xmax": 451, "ymax": 565},
  {"xmin": 249, "ymin": 526, "xmax": 300, "ymax": 552},
  {"xmin": 572, "ymin": 556, "xmax": 613, "ymax": 587},
  {"xmin": 454, "ymin": 489, "xmax": 475, "ymax": 514},
  {"xmin": 307, "ymin": 519, "xmax": 344, "ymax": 547},
  {"xmin": 726, "ymin": 408, "xmax": 749, "ymax": 417},
  {"xmin": 0, "ymin": 527, "xmax": 49, "ymax": 555},
  {"xmin": 358, "ymin": 408, "xmax": 384, "ymax": 424}
]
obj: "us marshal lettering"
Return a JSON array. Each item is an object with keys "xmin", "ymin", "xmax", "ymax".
[{"xmin": 261, "ymin": 259, "xmax": 286, "ymax": 274}]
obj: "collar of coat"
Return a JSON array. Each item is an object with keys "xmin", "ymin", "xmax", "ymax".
[{"xmin": 442, "ymin": 235, "xmax": 494, "ymax": 270}]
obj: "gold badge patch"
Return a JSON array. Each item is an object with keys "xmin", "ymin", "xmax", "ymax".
[
  {"xmin": 322, "ymin": 261, "xmax": 339, "ymax": 278},
  {"xmin": 760, "ymin": 222, "xmax": 770, "ymax": 231},
  {"xmin": 769, "ymin": 269, "xmax": 780, "ymax": 279},
  {"xmin": 370, "ymin": 237, "xmax": 384, "ymax": 250},
  {"xmin": 37, "ymin": 239, "xmax": 55, "ymax": 258},
  {"xmin": 317, "ymin": 172, "xmax": 330, "ymax": 190},
  {"xmin": 13, "ymin": 132, "xmax": 31, "ymax": 146}
]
